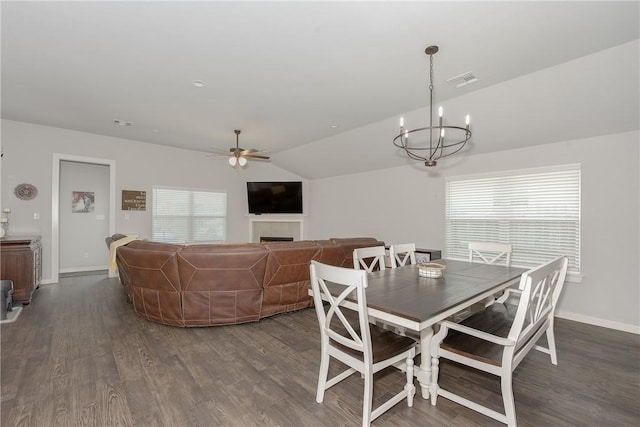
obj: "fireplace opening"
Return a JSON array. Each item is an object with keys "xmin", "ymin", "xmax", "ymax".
[{"xmin": 260, "ymin": 236, "xmax": 294, "ymax": 243}]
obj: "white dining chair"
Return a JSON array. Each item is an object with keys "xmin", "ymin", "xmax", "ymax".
[
  {"xmin": 429, "ymin": 256, "xmax": 568, "ymax": 427},
  {"xmin": 353, "ymin": 246, "xmax": 386, "ymax": 272},
  {"xmin": 461, "ymin": 242, "xmax": 514, "ymax": 317},
  {"xmin": 309, "ymin": 260, "xmax": 417, "ymax": 427},
  {"xmin": 468, "ymin": 242, "xmax": 512, "ymax": 266},
  {"xmin": 354, "ymin": 245, "xmax": 404, "ymax": 333},
  {"xmin": 389, "ymin": 243, "xmax": 417, "ymax": 268}
]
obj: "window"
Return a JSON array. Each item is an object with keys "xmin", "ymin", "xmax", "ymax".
[
  {"xmin": 446, "ymin": 165, "xmax": 581, "ymax": 276},
  {"xmin": 152, "ymin": 186, "xmax": 227, "ymax": 244}
]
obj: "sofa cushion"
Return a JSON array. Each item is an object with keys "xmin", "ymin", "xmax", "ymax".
[
  {"xmin": 125, "ymin": 240, "xmax": 183, "ymax": 252},
  {"xmin": 118, "ymin": 244, "xmax": 183, "ymax": 325},
  {"xmin": 260, "ymin": 241, "xmax": 319, "ymax": 317},
  {"xmin": 132, "ymin": 286, "xmax": 184, "ymax": 327},
  {"xmin": 181, "ymin": 289, "xmax": 264, "ymax": 326},
  {"xmin": 178, "ymin": 244, "xmax": 268, "ymax": 291},
  {"xmin": 262, "ymin": 241, "xmax": 321, "ymax": 288},
  {"xmin": 312, "ymin": 240, "xmax": 343, "ymax": 267},
  {"xmin": 177, "ymin": 244, "xmax": 268, "ymax": 325}
]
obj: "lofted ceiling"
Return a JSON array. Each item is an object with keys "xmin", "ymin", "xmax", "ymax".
[{"xmin": 1, "ymin": 1, "xmax": 639, "ymax": 178}]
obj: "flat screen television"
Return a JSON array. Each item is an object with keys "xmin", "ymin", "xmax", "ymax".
[{"xmin": 247, "ymin": 181, "xmax": 303, "ymax": 214}]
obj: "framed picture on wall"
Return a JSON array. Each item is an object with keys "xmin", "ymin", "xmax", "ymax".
[{"xmin": 72, "ymin": 191, "xmax": 95, "ymax": 213}]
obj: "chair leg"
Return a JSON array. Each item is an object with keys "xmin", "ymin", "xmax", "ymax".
[
  {"xmin": 501, "ymin": 372, "xmax": 517, "ymax": 427},
  {"xmin": 546, "ymin": 322, "xmax": 558, "ymax": 365},
  {"xmin": 316, "ymin": 349, "xmax": 329, "ymax": 403},
  {"xmin": 362, "ymin": 371, "xmax": 373, "ymax": 427},
  {"xmin": 405, "ymin": 357, "xmax": 415, "ymax": 407},
  {"xmin": 429, "ymin": 355, "xmax": 440, "ymax": 406}
]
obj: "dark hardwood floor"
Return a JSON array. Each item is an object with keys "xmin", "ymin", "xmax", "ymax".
[{"xmin": 1, "ymin": 273, "xmax": 639, "ymax": 426}]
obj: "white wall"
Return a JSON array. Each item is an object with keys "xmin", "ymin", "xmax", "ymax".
[
  {"xmin": 307, "ymin": 131, "xmax": 640, "ymax": 332},
  {"xmin": 0, "ymin": 119, "xmax": 305, "ymax": 282}
]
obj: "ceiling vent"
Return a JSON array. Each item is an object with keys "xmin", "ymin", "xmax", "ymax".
[{"xmin": 446, "ymin": 72, "xmax": 478, "ymax": 88}]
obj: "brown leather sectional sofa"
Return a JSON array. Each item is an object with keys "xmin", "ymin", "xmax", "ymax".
[{"xmin": 106, "ymin": 234, "xmax": 384, "ymax": 327}]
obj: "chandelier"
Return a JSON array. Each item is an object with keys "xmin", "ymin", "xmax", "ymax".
[{"xmin": 393, "ymin": 45, "xmax": 471, "ymax": 167}]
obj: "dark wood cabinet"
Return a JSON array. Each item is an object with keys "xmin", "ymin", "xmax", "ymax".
[
  {"xmin": 416, "ymin": 248, "xmax": 441, "ymax": 261},
  {"xmin": 0, "ymin": 235, "xmax": 42, "ymax": 304}
]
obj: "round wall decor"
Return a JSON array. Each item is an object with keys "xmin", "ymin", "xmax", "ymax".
[{"xmin": 14, "ymin": 183, "xmax": 38, "ymax": 200}]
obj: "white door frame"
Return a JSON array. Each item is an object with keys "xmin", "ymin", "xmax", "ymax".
[{"xmin": 52, "ymin": 154, "xmax": 116, "ymax": 283}]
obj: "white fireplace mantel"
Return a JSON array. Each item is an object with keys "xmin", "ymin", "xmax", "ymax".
[{"xmin": 249, "ymin": 216, "xmax": 304, "ymax": 243}]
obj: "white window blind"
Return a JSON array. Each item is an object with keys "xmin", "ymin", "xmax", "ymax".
[
  {"xmin": 446, "ymin": 165, "xmax": 581, "ymax": 274},
  {"xmin": 152, "ymin": 186, "xmax": 227, "ymax": 244}
]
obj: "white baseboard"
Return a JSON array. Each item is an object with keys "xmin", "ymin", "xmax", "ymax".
[
  {"xmin": 556, "ymin": 310, "xmax": 640, "ymax": 335},
  {"xmin": 59, "ymin": 265, "xmax": 108, "ymax": 273},
  {"xmin": 41, "ymin": 266, "xmax": 108, "ymax": 285}
]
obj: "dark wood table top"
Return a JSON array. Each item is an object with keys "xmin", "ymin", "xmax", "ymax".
[
  {"xmin": 321, "ymin": 259, "xmax": 528, "ymax": 328},
  {"xmin": 366, "ymin": 260, "xmax": 527, "ymax": 323}
]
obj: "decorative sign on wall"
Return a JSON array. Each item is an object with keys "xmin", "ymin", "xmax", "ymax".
[{"xmin": 122, "ymin": 190, "xmax": 146, "ymax": 211}]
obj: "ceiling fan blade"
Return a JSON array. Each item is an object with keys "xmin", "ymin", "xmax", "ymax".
[{"xmin": 208, "ymin": 130, "xmax": 271, "ymax": 162}]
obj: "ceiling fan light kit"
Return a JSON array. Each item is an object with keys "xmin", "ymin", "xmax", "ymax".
[
  {"xmin": 225, "ymin": 129, "xmax": 270, "ymax": 169},
  {"xmin": 229, "ymin": 156, "xmax": 247, "ymax": 167},
  {"xmin": 393, "ymin": 45, "xmax": 472, "ymax": 167}
]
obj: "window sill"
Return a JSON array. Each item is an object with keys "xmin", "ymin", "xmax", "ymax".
[{"xmin": 566, "ymin": 272, "xmax": 583, "ymax": 284}]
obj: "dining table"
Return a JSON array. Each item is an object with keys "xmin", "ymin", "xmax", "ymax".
[{"xmin": 314, "ymin": 259, "xmax": 527, "ymax": 399}]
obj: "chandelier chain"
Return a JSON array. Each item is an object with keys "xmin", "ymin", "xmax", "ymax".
[
  {"xmin": 428, "ymin": 51, "xmax": 434, "ymax": 152},
  {"xmin": 429, "ymin": 52, "xmax": 434, "ymax": 91}
]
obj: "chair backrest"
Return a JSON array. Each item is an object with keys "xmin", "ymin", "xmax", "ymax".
[
  {"xmin": 353, "ymin": 246, "xmax": 386, "ymax": 272},
  {"xmin": 309, "ymin": 261, "xmax": 372, "ymax": 361},
  {"xmin": 509, "ymin": 256, "xmax": 568, "ymax": 364},
  {"xmin": 389, "ymin": 243, "xmax": 417, "ymax": 268},
  {"xmin": 468, "ymin": 241, "xmax": 512, "ymax": 266}
]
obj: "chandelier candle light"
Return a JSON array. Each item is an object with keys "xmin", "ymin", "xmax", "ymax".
[{"xmin": 393, "ymin": 45, "xmax": 472, "ymax": 167}]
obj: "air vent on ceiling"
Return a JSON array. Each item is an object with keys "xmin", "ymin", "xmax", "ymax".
[{"xmin": 446, "ymin": 72, "xmax": 478, "ymax": 88}]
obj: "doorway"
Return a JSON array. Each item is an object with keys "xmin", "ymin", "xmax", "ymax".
[{"xmin": 52, "ymin": 154, "xmax": 116, "ymax": 283}]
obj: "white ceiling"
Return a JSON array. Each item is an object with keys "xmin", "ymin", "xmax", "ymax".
[{"xmin": 2, "ymin": 1, "xmax": 639, "ymax": 178}]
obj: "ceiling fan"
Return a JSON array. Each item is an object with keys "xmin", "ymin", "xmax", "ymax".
[{"xmin": 209, "ymin": 129, "xmax": 270, "ymax": 167}]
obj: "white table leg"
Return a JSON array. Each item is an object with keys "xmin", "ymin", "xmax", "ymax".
[{"xmin": 415, "ymin": 326, "xmax": 433, "ymax": 399}]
